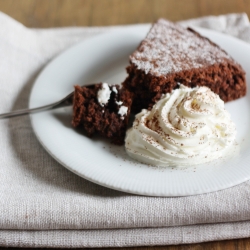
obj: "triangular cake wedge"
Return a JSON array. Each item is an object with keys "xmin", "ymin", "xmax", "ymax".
[{"xmin": 123, "ymin": 19, "xmax": 246, "ymax": 112}]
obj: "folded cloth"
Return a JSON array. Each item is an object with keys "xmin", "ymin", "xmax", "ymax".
[{"xmin": 0, "ymin": 12, "xmax": 250, "ymax": 248}]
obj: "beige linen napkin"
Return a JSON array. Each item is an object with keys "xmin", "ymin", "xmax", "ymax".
[{"xmin": 0, "ymin": 12, "xmax": 250, "ymax": 248}]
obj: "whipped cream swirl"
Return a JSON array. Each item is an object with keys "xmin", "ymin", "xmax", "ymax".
[{"xmin": 125, "ymin": 85, "xmax": 236, "ymax": 166}]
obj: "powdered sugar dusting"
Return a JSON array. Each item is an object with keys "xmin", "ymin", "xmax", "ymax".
[{"xmin": 130, "ymin": 19, "xmax": 232, "ymax": 76}]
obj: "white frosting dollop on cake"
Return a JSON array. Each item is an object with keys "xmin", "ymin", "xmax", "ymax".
[
  {"xmin": 112, "ymin": 86, "xmax": 118, "ymax": 94},
  {"xmin": 97, "ymin": 83, "xmax": 111, "ymax": 106},
  {"xmin": 118, "ymin": 106, "xmax": 128, "ymax": 117},
  {"xmin": 125, "ymin": 85, "xmax": 237, "ymax": 167},
  {"xmin": 116, "ymin": 101, "xmax": 123, "ymax": 105}
]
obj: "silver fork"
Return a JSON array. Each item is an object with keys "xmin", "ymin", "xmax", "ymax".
[{"xmin": 0, "ymin": 90, "xmax": 75, "ymax": 119}]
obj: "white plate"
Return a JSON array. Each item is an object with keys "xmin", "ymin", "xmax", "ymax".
[{"xmin": 29, "ymin": 25, "xmax": 250, "ymax": 197}]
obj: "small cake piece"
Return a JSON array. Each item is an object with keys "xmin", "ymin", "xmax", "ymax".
[
  {"xmin": 123, "ymin": 19, "xmax": 246, "ymax": 112},
  {"xmin": 72, "ymin": 83, "xmax": 133, "ymax": 145}
]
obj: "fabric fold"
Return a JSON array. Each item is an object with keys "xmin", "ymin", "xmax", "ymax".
[{"xmin": 1, "ymin": 221, "xmax": 250, "ymax": 248}]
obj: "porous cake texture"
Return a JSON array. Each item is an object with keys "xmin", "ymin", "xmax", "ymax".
[
  {"xmin": 123, "ymin": 19, "xmax": 246, "ymax": 112},
  {"xmin": 72, "ymin": 83, "xmax": 133, "ymax": 145}
]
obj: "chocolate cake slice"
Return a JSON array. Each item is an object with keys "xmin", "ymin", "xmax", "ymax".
[
  {"xmin": 123, "ymin": 19, "xmax": 246, "ymax": 112},
  {"xmin": 72, "ymin": 83, "xmax": 133, "ymax": 145}
]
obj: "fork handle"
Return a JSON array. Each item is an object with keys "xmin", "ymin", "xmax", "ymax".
[
  {"xmin": 0, "ymin": 90, "xmax": 74, "ymax": 119},
  {"xmin": 0, "ymin": 103, "xmax": 58, "ymax": 119},
  {"xmin": 0, "ymin": 99, "xmax": 73, "ymax": 119}
]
